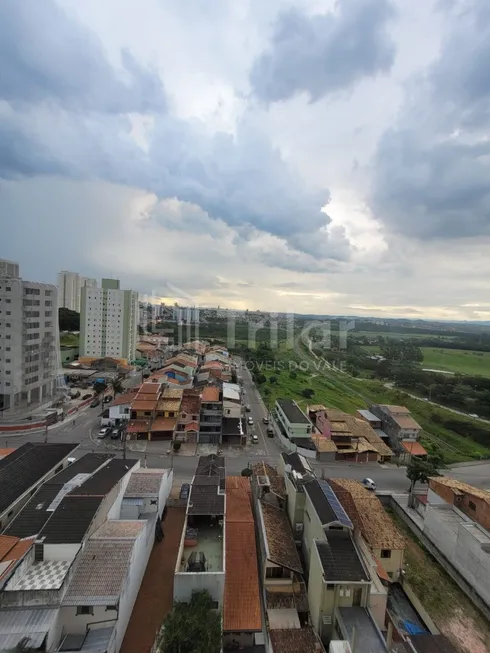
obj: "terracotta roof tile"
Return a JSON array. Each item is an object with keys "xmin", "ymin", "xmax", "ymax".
[
  {"xmin": 260, "ymin": 501, "xmax": 302, "ymax": 574},
  {"xmin": 402, "ymin": 441, "xmax": 427, "ymax": 456},
  {"xmin": 429, "ymin": 477, "xmax": 490, "ymax": 504},
  {"xmin": 0, "ymin": 448, "xmax": 16, "ymax": 459},
  {"xmin": 224, "ymin": 477, "xmax": 261, "ymax": 632},
  {"xmin": 0, "ymin": 535, "xmax": 19, "ymax": 560},
  {"xmin": 202, "ymin": 386, "xmax": 220, "ymax": 402},
  {"xmin": 184, "ymin": 421, "xmax": 199, "ymax": 432},
  {"xmin": 156, "ymin": 398, "xmax": 182, "ymax": 413},
  {"xmin": 151, "ymin": 417, "xmax": 177, "ymax": 432},
  {"xmin": 0, "ymin": 536, "xmax": 35, "ymax": 579},
  {"xmin": 163, "ymin": 387, "xmax": 184, "ymax": 399},
  {"xmin": 110, "ymin": 393, "xmax": 135, "ymax": 407},
  {"xmin": 127, "ymin": 420, "xmax": 150, "ymax": 433},
  {"xmin": 139, "ymin": 383, "xmax": 161, "ymax": 394},
  {"xmin": 131, "ymin": 399, "xmax": 158, "ymax": 411}
]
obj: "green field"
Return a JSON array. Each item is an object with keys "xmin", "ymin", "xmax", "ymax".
[
  {"xmin": 60, "ymin": 332, "xmax": 79, "ymax": 347},
  {"xmin": 253, "ymin": 347, "xmax": 490, "ymax": 463},
  {"xmin": 361, "ymin": 344, "xmax": 490, "ymax": 377},
  {"xmin": 353, "ymin": 330, "xmax": 458, "ymax": 341}
]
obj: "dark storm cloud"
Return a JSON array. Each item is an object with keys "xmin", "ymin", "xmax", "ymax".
[
  {"xmin": 371, "ymin": 0, "xmax": 490, "ymax": 240},
  {"xmin": 249, "ymin": 0, "xmax": 396, "ymax": 104},
  {"xmin": 0, "ymin": 0, "xmax": 166, "ymax": 113},
  {"xmin": 0, "ymin": 0, "xmax": 350, "ymax": 264}
]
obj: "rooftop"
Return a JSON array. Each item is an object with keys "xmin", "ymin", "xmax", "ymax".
[
  {"xmin": 304, "ymin": 479, "xmax": 353, "ymax": 529},
  {"xmin": 276, "ymin": 398, "xmax": 310, "ymax": 424},
  {"xmin": 163, "ymin": 386, "xmax": 184, "ymax": 399},
  {"xmin": 181, "ymin": 392, "xmax": 201, "ymax": 415},
  {"xmin": 408, "ymin": 634, "xmax": 458, "ymax": 653},
  {"xmin": 69, "ymin": 458, "xmax": 138, "ymax": 496},
  {"xmin": 329, "ymin": 479, "xmax": 406, "ymax": 550},
  {"xmin": 0, "ymin": 443, "xmax": 79, "ymax": 514},
  {"xmin": 394, "ymin": 415, "xmax": 422, "ymax": 430},
  {"xmin": 131, "ymin": 399, "xmax": 158, "ymax": 411},
  {"xmin": 202, "ymin": 386, "xmax": 220, "ymax": 402},
  {"xmin": 6, "ymin": 560, "xmax": 71, "ymax": 591},
  {"xmin": 63, "ymin": 539, "xmax": 136, "ymax": 605},
  {"xmin": 0, "ymin": 608, "xmax": 58, "ymax": 652},
  {"xmin": 224, "ymin": 477, "xmax": 261, "ymax": 633},
  {"xmin": 0, "ymin": 536, "xmax": 35, "ymax": 581},
  {"xmin": 196, "ymin": 454, "xmax": 225, "ymax": 477},
  {"xmin": 402, "ymin": 441, "xmax": 427, "ymax": 456},
  {"xmin": 92, "ymin": 520, "xmax": 147, "ymax": 539},
  {"xmin": 269, "ymin": 627, "xmax": 320, "ymax": 653},
  {"xmin": 188, "ymin": 483, "xmax": 224, "ymax": 516},
  {"xmin": 282, "ymin": 451, "xmax": 312, "ymax": 475},
  {"xmin": 181, "ymin": 523, "xmax": 223, "ymax": 573},
  {"xmin": 312, "ymin": 435, "xmax": 338, "ymax": 453},
  {"xmin": 260, "ymin": 501, "xmax": 302, "ymax": 573},
  {"xmin": 139, "ymin": 382, "xmax": 161, "ymax": 394},
  {"xmin": 39, "ymin": 495, "xmax": 104, "ymax": 544},
  {"xmin": 338, "ymin": 607, "xmax": 387, "ymax": 653},
  {"xmin": 222, "ymin": 417, "xmax": 244, "ymax": 437},
  {"xmin": 357, "ymin": 409, "xmax": 381, "ymax": 422},
  {"xmin": 315, "ymin": 532, "xmax": 369, "ymax": 582},
  {"xmin": 223, "ymin": 382, "xmax": 241, "ymax": 402},
  {"xmin": 124, "ymin": 469, "xmax": 167, "ymax": 497},
  {"xmin": 151, "ymin": 417, "xmax": 177, "ymax": 431},
  {"xmin": 429, "ymin": 476, "xmax": 490, "ymax": 504}
]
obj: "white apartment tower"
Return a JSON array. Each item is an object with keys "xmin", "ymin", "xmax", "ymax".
[
  {"xmin": 80, "ymin": 279, "xmax": 138, "ymax": 363},
  {"xmin": 0, "ymin": 259, "xmax": 62, "ymax": 412},
  {"xmin": 58, "ymin": 271, "xmax": 97, "ymax": 312}
]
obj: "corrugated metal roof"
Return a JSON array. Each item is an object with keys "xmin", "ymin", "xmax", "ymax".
[{"xmin": 0, "ymin": 608, "xmax": 57, "ymax": 650}]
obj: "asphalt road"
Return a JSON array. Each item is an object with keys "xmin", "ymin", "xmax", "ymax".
[{"xmin": 3, "ymin": 364, "xmax": 490, "ymax": 491}]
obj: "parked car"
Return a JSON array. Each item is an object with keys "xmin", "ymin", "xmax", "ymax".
[
  {"xmin": 82, "ymin": 393, "xmax": 92, "ymax": 400},
  {"xmin": 262, "ymin": 417, "xmax": 269, "ymax": 424},
  {"xmin": 104, "ymin": 395, "xmax": 113, "ymax": 403},
  {"xmin": 362, "ymin": 478, "xmax": 376, "ymax": 491},
  {"xmin": 251, "ymin": 434, "xmax": 259, "ymax": 444},
  {"xmin": 245, "ymin": 405, "xmax": 251, "ymax": 412},
  {"xmin": 97, "ymin": 427, "xmax": 110, "ymax": 439},
  {"xmin": 247, "ymin": 416, "xmax": 254, "ymax": 426},
  {"xmin": 180, "ymin": 483, "xmax": 190, "ymax": 500},
  {"xmin": 90, "ymin": 398, "xmax": 101, "ymax": 408},
  {"xmin": 267, "ymin": 427, "xmax": 274, "ymax": 437},
  {"xmin": 110, "ymin": 428, "xmax": 121, "ymax": 439}
]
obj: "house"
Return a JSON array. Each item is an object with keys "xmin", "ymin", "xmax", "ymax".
[
  {"xmin": 222, "ymin": 382, "xmax": 242, "ymax": 419},
  {"xmin": 273, "ymin": 398, "xmax": 313, "ymax": 441},
  {"xmin": 253, "ymin": 487, "xmax": 323, "ymax": 653},
  {"xmin": 416, "ymin": 477, "xmax": 490, "ymax": 605},
  {"xmin": 175, "ymin": 389, "xmax": 201, "ymax": 443},
  {"xmin": 369, "ymin": 405, "xmax": 422, "ymax": 453},
  {"xmin": 0, "ymin": 442, "xmax": 79, "ymax": 530},
  {"xmin": 277, "ymin": 452, "xmax": 315, "ymax": 542},
  {"xmin": 103, "ymin": 392, "xmax": 134, "ymax": 427},
  {"xmin": 311, "ymin": 409, "xmax": 393, "ymax": 463},
  {"xmin": 357, "ymin": 410, "xmax": 382, "ymax": 430},
  {"xmin": 223, "ymin": 477, "xmax": 263, "ymax": 650},
  {"xmin": 329, "ymin": 479, "xmax": 406, "ymax": 580},
  {"xmin": 59, "ymin": 519, "xmax": 154, "ymax": 652},
  {"xmin": 174, "ymin": 456, "xmax": 226, "ymax": 607},
  {"xmin": 199, "ymin": 385, "xmax": 222, "ymax": 444},
  {"xmin": 0, "ymin": 457, "xmax": 141, "ymax": 653},
  {"xmin": 399, "ymin": 441, "xmax": 428, "ymax": 464},
  {"xmin": 150, "ymin": 387, "xmax": 183, "ymax": 441},
  {"xmin": 222, "ymin": 417, "xmax": 247, "ymax": 446},
  {"xmin": 120, "ymin": 468, "xmax": 173, "ymax": 520}
]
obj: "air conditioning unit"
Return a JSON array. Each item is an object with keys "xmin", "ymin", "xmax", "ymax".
[{"xmin": 295, "ymin": 523, "xmax": 304, "ymax": 532}]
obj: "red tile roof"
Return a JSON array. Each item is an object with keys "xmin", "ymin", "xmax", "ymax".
[
  {"xmin": 151, "ymin": 417, "xmax": 177, "ymax": 432},
  {"xmin": 184, "ymin": 421, "xmax": 199, "ymax": 432},
  {"xmin": 139, "ymin": 383, "xmax": 161, "ymax": 394},
  {"xmin": 127, "ymin": 420, "xmax": 150, "ymax": 434},
  {"xmin": 0, "ymin": 448, "xmax": 16, "ymax": 459},
  {"xmin": 402, "ymin": 441, "xmax": 427, "ymax": 456},
  {"xmin": 0, "ymin": 536, "xmax": 35, "ymax": 579},
  {"xmin": 224, "ymin": 477, "xmax": 261, "ymax": 633},
  {"xmin": 202, "ymin": 386, "xmax": 220, "ymax": 402},
  {"xmin": 110, "ymin": 393, "xmax": 135, "ymax": 407}
]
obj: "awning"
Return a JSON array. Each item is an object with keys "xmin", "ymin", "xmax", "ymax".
[{"xmin": 401, "ymin": 441, "xmax": 427, "ymax": 456}]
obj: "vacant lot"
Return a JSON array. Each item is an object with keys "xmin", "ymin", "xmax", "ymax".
[
  {"xmin": 421, "ymin": 347, "xmax": 490, "ymax": 377},
  {"xmin": 391, "ymin": 512, "xmax": 490, "ymax": 653}
]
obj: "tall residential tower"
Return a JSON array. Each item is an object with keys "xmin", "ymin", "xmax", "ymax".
[
  {"xmin": 58, "ymin": 271, "xmax": 97, "ymax": 312},
  {"xmin": 0, "ymin": 259, "xmax": 62, "ymax": 412},
  {"xmin": 80, "ymin": 279, "xmax": 138, "ymax": 363}
]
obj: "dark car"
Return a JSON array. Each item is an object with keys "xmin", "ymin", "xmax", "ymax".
[
  {"xmin": 90, "ymin": 398, "xmax": 101, "ymax": 408},
  {"xmin": 267, "ymin": 427, "xmax": 274, "ymax": 437},
  {"xmin": 82, "ymin": 393, "xmax": 92, "ymax": 400},
  {"xmin": 179, "ymin": 483, "xmax": 190, "ymax": 500},
  {"xmin": 110, "ymin": 428, "xmax": 121, "ymax": 440},
  {"xmin": 104, "ymin": 395, "xmax": 113, "ymax": 403}
]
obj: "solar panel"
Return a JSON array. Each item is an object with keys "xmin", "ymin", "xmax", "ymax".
[{"xmin": 319, "ymin": 480, "xmax": 353, "ymax": 529}]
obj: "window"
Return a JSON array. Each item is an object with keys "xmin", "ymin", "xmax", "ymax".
[
  {"xmin": 6, "ymin": 299, "xmax": 10, "ymax": 303},
  {"xmin": 25, "ymin": 288, "xmax": 40, "ymax": 295},
  {"xmin": 105, "ymin": 605, "xmax": 117, "ymax": 612},
  {"xmin": 381, "ymin": 549, "xmax": 391, "ymax": 559},
  {"xmin": 326, "ymin": 583, "xmax": 335, "ymax": 590},
  {"xmin": 76, "ymin": 606, "xmax": 94, "ymax": 616},
  {"xmin": 266, "ymin": 566, "xmax": 286, "ymax": 579},
  {"xmin": 45, "ymin": 289, "xmax": 52, "ymax": 296},
  {"xmin": 469, "ymin": 500, "xmax": 476, "ymax": 511}
]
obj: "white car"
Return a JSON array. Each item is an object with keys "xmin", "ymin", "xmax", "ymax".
[
  {"xmin": 247, "ymin": 416, "xmax": 254, "ymax": 426},
  {"xmin": 97, "ymin": 427, "xmax": 111, "ymax": 439},
  {"xmin": 362, "ymin": 478, "xmax": 376, "ymax": 491},
  {"xmin": 251, "ymin": 434, "xmax": 259, "ymax": 444}
]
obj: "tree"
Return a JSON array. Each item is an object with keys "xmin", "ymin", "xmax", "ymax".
[
  {"xmin": 289, "ymin": 370, "xmax": 297, "ymax": 379},
  {"xmin": 406, "ymin": 457, "xmax": 442, "ymax": 493},
  {"xmin": 159, "ymin": 590, "xmax": 221, "ymax": 653},
  {"xmin": 269, "ymin": 375, "xmax": 278, "ymax": 384},
  {"xmin": 110, "ymin": 377, "xmax": 124, "ymax": 398},
  {"xmin": 301, "ymin": 388, "xmax": 314, "ymax": 399},
  {"xmin": 58, "ymin": 307, "xmax": 80, "ymax": 331},
  {"xmin": 173, "ymin": 441, "xmax": 182, "ymax": 452},
  {"xmin": 241, "ymin": 467, "xmax": 252, "ymax": 477}
]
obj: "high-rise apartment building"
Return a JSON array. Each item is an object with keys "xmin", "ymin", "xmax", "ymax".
[
  {"xmin": 80, "ymin": 279, "xmax": 138, "ymax": 363},
  {"xmin": 0, "ymin": 259, "xmax": 62, "ymax": 412},
  {"xmin": 57, "ymin": 271, "xmax": 97, "ymax": 312}
]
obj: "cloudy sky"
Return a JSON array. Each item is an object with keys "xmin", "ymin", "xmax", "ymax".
[{"xmin": 2, "ymin": 0, "xmax": 490, "ymax": 320}]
